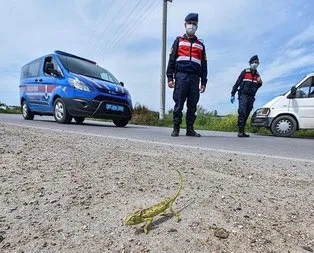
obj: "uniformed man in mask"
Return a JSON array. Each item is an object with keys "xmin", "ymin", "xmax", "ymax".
[
  {"xmin": 166, "ymin": 13, "xmax": 208, "ymax": 137},
  {"xmin": 230, "ymin": 55, "xmax": 263, "ymax": 137}
]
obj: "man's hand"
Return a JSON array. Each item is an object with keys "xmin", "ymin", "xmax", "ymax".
[
  {"xmin": 257, "ymin": 76, "xmax": 262, "ymax": 84},
  {"xmin": 200, "ymin": 85, "xmax": 206, "ymax": 93},
  {"xmin": 168, "ymin": 80, "xmax": 175, "ymax": 88},
  {"xmin": 230, "ymin": 96, "xmax": 235, "ymax": 104}
]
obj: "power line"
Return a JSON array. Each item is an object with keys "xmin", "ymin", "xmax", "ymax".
[
  {"xmin": 93, "ymin": 0, "xmax": 150, "ymax": 60},
  {"xmin": 82, "ymin": 0, "xmax": 115, "ymax": 55},
  {"xmin": 88, "ymin": 0, "xmax": 131, "ymax": 59},
  {"xmin": 104, "ymin": 1, "xmax": 160, "ymax": 58}
]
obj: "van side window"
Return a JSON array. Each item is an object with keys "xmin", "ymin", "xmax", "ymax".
[
  {"xmin": 28, "ymin": 59, "xmax": 41, "ymax": 78},
  {"xmin": 20, "ymin": 64, "xmax": 29, "ymax": 80},
  {"xmin": 309, "ymin": 77, "xmax": 314, "ymax": 98},
  {"xmin": 295, "ymin": 77, "xmax": 313, "ymax": 98}
]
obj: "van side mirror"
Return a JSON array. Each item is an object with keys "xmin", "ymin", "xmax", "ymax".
[
  {"xmin": 120, "ymin": 81, "xmax": 124, "ymax": 87},
  {"xmin": 45, "ymin": 62, "xmax": 61, "ymax": 77},
  {"xmin": 290, "ymin": 86, "xmax": 296, "ymax": 98},
  {"xmin": 291, "ymin": 86, "xmax": 297, "ymax": 96}
]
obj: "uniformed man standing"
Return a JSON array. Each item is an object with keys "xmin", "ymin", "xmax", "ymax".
[
  {"xmin": 230, "ymin": 55, "xmax": 263, "ymax": 137},
  {"xmin": 166, "ymin": 13, "xmax": 208, "ymax": 137}
]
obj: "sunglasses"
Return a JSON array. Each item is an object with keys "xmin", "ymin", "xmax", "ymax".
[
  {"xmin": 186, "ymin": 21, "xmax": 198, "ymax": 25},
  {"xmin": 251, "ymin": 61, "xmax": 259, "ymax": 64}
]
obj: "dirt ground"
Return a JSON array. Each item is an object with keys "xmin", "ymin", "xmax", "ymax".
[{"xmin": 0, "ymin": 123, "xmax": 313, "ymax": 253}]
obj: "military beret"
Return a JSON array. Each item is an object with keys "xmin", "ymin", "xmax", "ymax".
[
  {"xmin": 249, "ymin": 55, "xmax": 259, "ymax": 63},
  {"xmin": 185, "ymin": 13, "xmax": 198, "ymax": 22}
]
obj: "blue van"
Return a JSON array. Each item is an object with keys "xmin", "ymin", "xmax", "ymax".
[{"xmin": 19, "ymin": 51, "xmax": 133, "ymax": 127}]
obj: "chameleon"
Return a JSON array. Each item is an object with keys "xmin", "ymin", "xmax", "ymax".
[{"xmin": 124, "ymin": 170, "xmax": 182, "ymax": 234}]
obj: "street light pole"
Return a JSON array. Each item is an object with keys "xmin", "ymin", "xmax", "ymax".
[{"xmin": 159, "ymin": 0, "xmax": 172, "ymax": 120}]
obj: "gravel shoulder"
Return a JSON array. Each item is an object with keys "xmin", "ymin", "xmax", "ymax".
[{"xmin": 0, "ymin": 123, "xmax": 313, "ymax": 253}]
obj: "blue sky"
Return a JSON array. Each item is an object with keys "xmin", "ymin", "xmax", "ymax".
[{"xmin": 0, "ymin": 0, "xmax": 313, "ymax": 114}]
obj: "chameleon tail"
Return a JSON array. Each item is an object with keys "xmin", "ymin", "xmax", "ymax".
[{"xmin": 172, "ymin": 170, "xmax": 183, "ymax": 202}]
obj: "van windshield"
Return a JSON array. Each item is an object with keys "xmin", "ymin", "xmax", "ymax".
[{"xmin": 58, "ymin": 55, "xmax": 119, "ymax": 84}]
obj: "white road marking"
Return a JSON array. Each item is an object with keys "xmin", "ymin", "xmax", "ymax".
[{"xmin": 2, "ymin": 122, "xmax": 314, "ymax": 164}]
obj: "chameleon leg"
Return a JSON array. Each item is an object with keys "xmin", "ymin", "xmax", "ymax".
[
  {"xmin": 159, "ymin": 211, "xmax": 171, "ymax": 217},
  {"xmin": 143, "ymin": 217, "xmax": 153, "ymax": 234},
  {"xmin": 170, "ymin": 205, "xmax": 181, "ymax": 222}
]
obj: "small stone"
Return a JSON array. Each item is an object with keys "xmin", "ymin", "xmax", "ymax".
[
  {"xmin": 2, "ymin": 242, "xmax": 10, "ymax": 249},
  {"xmin": 302, "ymin": 246, "xmax": 314, "ymax": 252},
  {"xmin": 214, "ymin": 228, "xmax": 229, "ymax": 239},
  {"xmin": 50, "ymin": 200, "xmax": 58, "ymax": 204},
  {"xmin": 168, "ymin": 228, "xmax": 177, "ymax": 233},
  {"xmin": 0, "ymin": 235, "xmax": 4, "ymax": 243},
  {"xmin": 236, "ymin": 206, "xmax": 242, "ymax": 211}
]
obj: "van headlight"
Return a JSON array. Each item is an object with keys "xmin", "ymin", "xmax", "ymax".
[
  {"xmin": 69, "ymin": 78, "xmax": 91, "ymax": 92},
  {"xmin": 255, "ymin": 108, "xmax": 270, "ymax": 116}
]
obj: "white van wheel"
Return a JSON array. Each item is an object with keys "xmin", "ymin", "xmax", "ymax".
[
  {"xmin": 53, "ymin": 98, "xmax": 72, "ymax": 124},
  {"xmin": 74, "ymin": 117, "xmax": 85, "ymax": 124},
  {"xmin": 22, "ymin": 100, "xmax": 34, "ymax": 120},
  {"xmin": 113, "ymin": 119, "xmax": 128, "ymax": 127},
  {"xmin": 270, "ymin": 115, "xmax": 297, "ymax": 137}
]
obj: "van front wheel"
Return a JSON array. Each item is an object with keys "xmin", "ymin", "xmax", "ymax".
[
  {"xmin": 270, "ymin": 115, "xmax": 297, "ymax": 137},
  {"xmin": 22, "ymin": 100, "xmax": 34, "ymax": 120},
  {"xmin": 54, "ymin": 98, "xmax": 72, "ymax": 124}
]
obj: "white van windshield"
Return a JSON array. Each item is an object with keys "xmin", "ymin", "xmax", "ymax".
[{"xmin": 58, "ymin": 55, "xmax": 119, "ymax": 84}]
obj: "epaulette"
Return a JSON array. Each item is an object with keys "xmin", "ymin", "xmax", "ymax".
[{"xmin": 198, "ymin": 38, "xmax": 204, "ymax": 43}]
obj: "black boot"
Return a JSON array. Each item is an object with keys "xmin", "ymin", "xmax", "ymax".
[
  {"xmin": 186, "ymin": 125, "xmax": 201, "ymax": 137},
  {"xmin": 171, "ymin": 125, "xmax": 180, "ymax": 137},
  {"xmin": 238, "ymin": 127, "xmax": 250, "ymax": 137}
]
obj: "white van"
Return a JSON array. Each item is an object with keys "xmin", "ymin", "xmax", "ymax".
[{"xmin": 251, "ymin": 73, "xmax": 314, "ymax": 137}]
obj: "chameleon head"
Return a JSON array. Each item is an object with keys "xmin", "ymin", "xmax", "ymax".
[{"xmin": 124, "ymin": 210, "xmax": 143, "ymax": 225}]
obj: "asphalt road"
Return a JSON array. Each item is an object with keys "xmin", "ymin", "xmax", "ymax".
[{"xmin": 0, "ymin": 113, "xmax": 313, "ymax": 164}]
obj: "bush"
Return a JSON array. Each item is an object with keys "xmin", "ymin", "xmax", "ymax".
[
  {"xmin": 0, "ymin": 102, "xmax": 21, "ymax": 114},
  {"xmin": 130, "ymin": 104, "xmax": 159, "ymax": 125}
]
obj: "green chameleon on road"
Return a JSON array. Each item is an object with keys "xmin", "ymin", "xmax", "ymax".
[{"xmin": 124, "ymin": 170, "xmax": 183, "ymax": 234}]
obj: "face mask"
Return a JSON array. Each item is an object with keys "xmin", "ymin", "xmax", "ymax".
[
  {"xmin": 186, "ymin": 24, "xmax": 197, "ymax": 36},
  {"xmin": 250, "ymin": 63, "xmax": 259, "ymax": 70}
]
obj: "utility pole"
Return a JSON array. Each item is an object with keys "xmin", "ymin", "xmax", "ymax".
[{"xmin": 159, "ymin": 0, "xmax": 172, "ymax": 120}]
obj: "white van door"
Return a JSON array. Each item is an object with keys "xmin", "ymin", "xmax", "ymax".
[{"xmin": 289, "ymin": 76, "xmax": 314, "ymax": 128}]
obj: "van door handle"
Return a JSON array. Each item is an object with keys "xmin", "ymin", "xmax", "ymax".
[
  {"xmin": 38, "ymin": 79, "xmax": 43, "ymax": 82},
  {"xmin": 35, "ymin": 79, "xmax": 38, "ymax": 82}
]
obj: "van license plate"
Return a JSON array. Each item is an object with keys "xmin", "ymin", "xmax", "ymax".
[{"xmin": 106, "ymin": 104, "xmax": 124, "ymax": 112}]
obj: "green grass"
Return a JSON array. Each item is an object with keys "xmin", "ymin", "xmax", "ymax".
[{"xmin": 0, "ymin": 108, "xmax": 21, "ymax": 114}]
